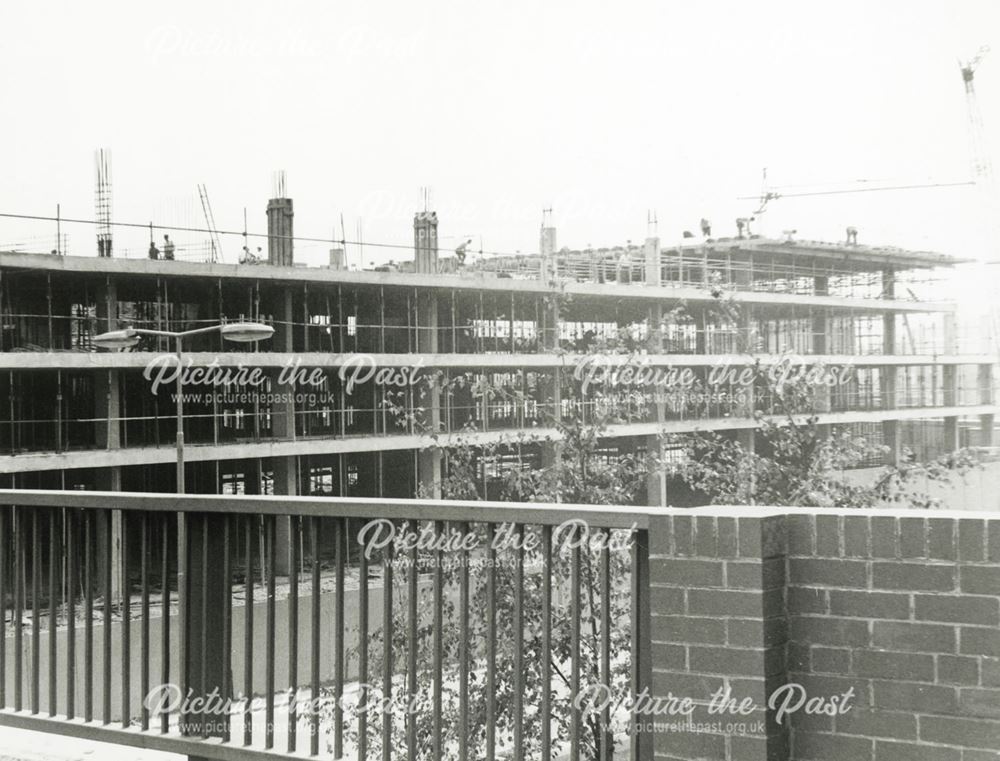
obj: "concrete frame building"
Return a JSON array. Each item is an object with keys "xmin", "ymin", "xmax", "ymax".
[{"xmin": 0, "ymin": 206, "xmax": 995, "ymax": 508}]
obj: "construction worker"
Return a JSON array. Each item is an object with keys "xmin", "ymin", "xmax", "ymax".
[
  {"xmin": 163, "ymin": 234, "xmax": 175, "ymax": 260},
  {"xmin": 148, "ymin": 240, "xmax": 159, "ymax": 260}
]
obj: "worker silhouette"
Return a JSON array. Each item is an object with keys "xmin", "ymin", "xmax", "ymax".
[
  {"xmin": 163, "ymin": 234, "xmax": 175, "ymax": 260},
  {"xmin": 148, "ymin": 240, "xmax": 160, "ymax": 260}
]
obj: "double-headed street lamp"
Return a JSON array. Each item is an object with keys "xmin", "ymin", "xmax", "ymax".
[
  {"xmin": 94, "ymin": 320, "xmax": 272, "ymax": 740},
  {"xmin": 93, "ymin": 321, "xmax": 274, "ymax": 493}
]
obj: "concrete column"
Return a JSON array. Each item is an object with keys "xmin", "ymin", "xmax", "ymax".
[
  {"xmin": 942, "ymin": 312, "xmax": 958, "ymax": 354},
  {"xmin": 643, "ymin": 236, "xmax": 661, "ymax": 286},
  {"xmin": 645, "ymin": 434, "xmax": 667, "ymax": 507},
  {"xmin": 738, "ymin": 303, "xmax": 754, "ymax": 354},
  {"xmin": 94, "ymin": 466, "xmax": 122, "ymax": 602},
  {"xmin": 97, "ymin": 276, "xmax": 118, "ymax": 331},
  {"xmin": 95, "ymin": 369, "xmax": 121, "ymax": 450},
  {"xmin": 940, "ymin": 311, "xmax": 960, "ymax": 456},
  {"xmin": 94, "ymin": 364, "xmax": 122, "ymax": 600},
  {"xmin": 979, "ymin": 363, "xmax": 994, "ymax": 405},
  {"xmin": 880, "ymin": 273, "xmax": 900, "ymax": 460},
  {"xmin": 734, "ymin": 256, "xmax": 752, "ymax": 288},
  {"xmin": 737, "ymin": 428, "xmax": 757, "ymax": 504},
  {"xmin": 943, "ymin": 416, "xmax": 960, "ymax": 452},
  {"xmin": 882, "ymin": 419, "xmax": 902, "ymax": 467},
  {"xmin": 943, "ymin": 365, "xmax": 957, "ymax": 407},
  {"xmin": 539, "ymin": 367, "xmax": 562, "ymax": 499},
  {"xmin": 540, "ymin": 223, "xmax": 557, "ymax": 281},
  {"xmin": 416, "ymin": 292, "xmax": 441, "ymax": 496},
  {"xmin": 542, "ymin": 297, "xmax": 560, "ymax": 352},
  {"xmin": 980, "ymin": 413, "xmax": 995, "ymax": 448},
  {"xmin": 811, "ymin": 300, "xmax": 833, "ymax": 413},
  {"xmin": 648, "ymin": 304, "xmax": 664, "ymax": 353},
  {"xmin": 268, "ymin": 285, "xmax": 297, "ymax": 572},
  {"xmin": 882, "ymin": 270, "xmax": 897, "ymax": 356},
  {"xmin": 811, "ymin": 278, "xmax": 828, "ymax": 354}
]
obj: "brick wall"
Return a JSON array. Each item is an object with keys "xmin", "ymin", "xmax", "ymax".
[{"xmin": 648, "ymin": 508, "xmax": 1000, "ymax": 761}]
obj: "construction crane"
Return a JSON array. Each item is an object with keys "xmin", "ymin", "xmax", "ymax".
[
  {"xmin": 197, "ymin": 183, "xmax": 224, "ymax": 263},
  {"xmin": 961, "ymin": 46, "xmax": 993, "ymax": 184},
  {"xmin": 958, "ymin": 45, "xmax": 1000, "ymax": 361},
  {"xmin": 739, "ymin": 174, "xmax": 974, "ymax": 221}
]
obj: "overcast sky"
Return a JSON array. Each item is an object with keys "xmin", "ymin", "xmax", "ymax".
[{"xmin": 2, "ymin": 0, "xmax": 999, "ymax": 270}]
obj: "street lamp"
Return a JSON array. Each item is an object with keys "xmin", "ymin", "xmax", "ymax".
[{"xmin": 93, "ymin": 320, "xmax": 274, "ymax": 493}]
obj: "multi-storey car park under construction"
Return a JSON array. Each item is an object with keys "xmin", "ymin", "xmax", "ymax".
[{"xmin": 0, "ymin": 193, "xmax": 995, "ymax": 509}]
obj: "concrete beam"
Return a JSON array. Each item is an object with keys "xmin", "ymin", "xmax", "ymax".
[
  {"xmin": 5, "ymin": 404, "xmax": 998, "ymax": 475},
  {"xmin": 0, "ymin": 251, "xmax": 957, "ymax": 314},
  {"xmin": 0, "ymin": 351, "xmax": 993, "ymax": 371}
]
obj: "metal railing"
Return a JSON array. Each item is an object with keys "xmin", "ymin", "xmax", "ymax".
[{"xmin": 0, "ymin": 490, "xmax": 653, "ymax": 761}]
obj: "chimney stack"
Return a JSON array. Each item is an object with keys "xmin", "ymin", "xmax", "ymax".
[
  {"xmin": 267, "ymin": 171, "xmax": 293, "ymax": 267},
  {"xmin": 414, "ymin": 211, "xmax": 438, "ymax": 274},
  {"xmin": 329, "ymin": 247, "xmax": 346, "ymax": 270},
  {"xmin": 540, "ymin": 208, "xmax": 557, "ymax": 280}
]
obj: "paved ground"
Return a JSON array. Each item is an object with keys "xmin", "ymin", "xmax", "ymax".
[{"xmin": 0, "ymin": 727, "xmax": 181, "ymax": 761}]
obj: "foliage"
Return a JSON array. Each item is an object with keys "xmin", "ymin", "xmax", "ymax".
[{"xmin": 328, "ymin": 293, "xmax": 982, "ymax": 758}]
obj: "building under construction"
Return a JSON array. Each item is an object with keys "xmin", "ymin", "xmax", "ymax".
[{"xmin": 0, "ymin": 194, "xmax": 995, "ymax": 506}]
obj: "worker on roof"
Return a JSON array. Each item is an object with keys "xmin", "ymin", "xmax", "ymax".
[
  {"xmin": 163, "ymin": 234, "xmax": 175, "ymax": 260},
  {"xmin": 148, "ymin": 240, "xmax": 159, "ymax": 260}
]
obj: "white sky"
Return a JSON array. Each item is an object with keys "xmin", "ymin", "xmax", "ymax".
[{"xmin": 2, "ymin": 0, "xmax": 1000, "ymax": 269}]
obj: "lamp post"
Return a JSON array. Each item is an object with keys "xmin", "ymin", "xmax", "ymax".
[
  {"xmin": 93, "ymin": 321, "xmax": 274, "ymax": 492},
  {"xmin": 94, "ymin": 319, "xmax": 272, "ymax": 744}
]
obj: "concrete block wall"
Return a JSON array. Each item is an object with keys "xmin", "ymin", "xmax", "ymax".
[{"xmin": 648, "ymin": 508, "xmax": 1000, "ymax": 761}]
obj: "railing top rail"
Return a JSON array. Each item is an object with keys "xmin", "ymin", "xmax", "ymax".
[
  {"xmin": 0, "ymin": 490, "xmax": 994, "ymax": 525},
  {"xmin": 0, "ymin": 488, "xmax": 648, "ymax": 529}
]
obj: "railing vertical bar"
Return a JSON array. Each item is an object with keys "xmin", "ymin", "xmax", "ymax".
[
  {"xmin": 48, "ymin": 508, "xmax": 58, "ymax": 717},
  {"xmin": 570, "ymin": 536, "xmax": 581, "ymax": 761},
  {"xmin": 31, "ymin": 509, "xmax": 39, "ymax": 715},
  {"xmin": 357, "ymin": 522, "xmax": 369, "ymax": 761},
  {"xmin": 380, "ymin": 521, "xmax": 393, "ymax": 761},
  {"xmin": 458, "ymin": 520, "xmax": 469, "ymax": 761},
  {"xmin": 243, "ymin": 516, "xmax": 254, "ymax": 747},
  {"xmin": 630, "ymin": 529, "xmax": 652, "ymax": 761},
  {"xmin": 600, "ymin": 529, "xmax": 612, "ymax": 761},
  {"xmin": 176, "ymin": 512, "xmax": 188, "ymax": 731},
  {"xmin": 432, "ymin": 520, "xmax": 444, "ymax": 761},
  {"xmin": 513, "ymin": 523, "xmax": 525, "ymax": 760},
  {"xmin": 541, "ymin": 524, "xmax": 552, "ymax": 759},
  {"xmin": 102, "ymin": 511, "xmax": 112, "ymax": 724},
  {"xmin": 265, "ymin": 514, "xmax": 276, "ymax": 750},
  {"xmin": 334, "ymin": 517, "xmax": 345, "ymax": 759},
  {"xmin": 121, "ymin": 511, "xmax": 130, "ymax": 728},
  {"xmin": 199, "ymin": 515, "xmax": 209, "ymax": 738},
  {"xmin": 222, "ymin": 515, "xmax": 232, "ymax": 744},
  {"xmin": 287, "ymin": 514, "xmax": 299, "ymax": 753},
  {"xmin": 66, "ymin": 509, "xmax": 76, "ymax": 721},
  {"xmin": 406, "ymin": 519, "xmax": 418, "ymax": 760},
  {"xmin": 0, "ymin": 507, "xmax": 7, "ymax": 710},
  {"xmin": 140, "ymin": 513, "xmax": 150, "ymax": 731},
  {"xmin": 309, "ymin": 516, "xmax": 321, "ymax": 757},
  {"xmin": 160, "ymin": 512, "xmax": 170, "ymax": 734},
  {"xmin": 484, "ymin": 522, "xmax": 496, "ymax": 761},
  {"xmin": 13, "ymin": 507, "xmax": 23, "ymax": 713},
  {"xmin": 83, "ymin": 510, "xmax": 92, "ymax": 722}
]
